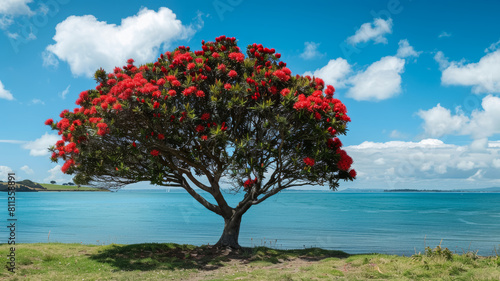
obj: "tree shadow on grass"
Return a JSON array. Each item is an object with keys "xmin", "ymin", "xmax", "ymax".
[{"xmin": 89, "ymin": 243, "xmax": 351, "ymax": 272}]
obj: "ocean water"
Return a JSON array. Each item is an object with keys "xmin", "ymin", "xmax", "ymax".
[{"xmin": 1, "ymin": 190, "xmax": 499, "ymax": 256}]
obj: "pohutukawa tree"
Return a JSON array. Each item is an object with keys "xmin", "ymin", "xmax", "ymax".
[{"xmin": 46, "ymin": 36, "xmax": 356, "ymax": 248}]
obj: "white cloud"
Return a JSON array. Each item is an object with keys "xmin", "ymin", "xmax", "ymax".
[
  {"xmin": 44, "ymin": 7, "xmax": 195, "ymax": 77},
  {"xmin": 59, "ymin": 85, "xmax": 70, "ymax": 99},
  {"xmin": 300, "ymin": 42, "xmax": 324, "ymax": 60},
  {"xmin": 439, "ymin": 49, "xmax": 500, "ymax": 94},
  {"xmin": 485, "ymin": 39, "xmax": 500, "ymax": 53},
  {"xmin": 438, "ymin": 31, "xmax": 451, "ymax": 38},
  {"xmin": 20, "ymin": 165, "xmax": 34, "ymax": 174},
  {"xmin": 0, "ymin": 80, "xmax": 14, "ymax": 100},
  {"xmin": 31, "ymin": 98, "xmax": 44, "ymax": 105},
  {"xmin": 44, "ymin": 165, "xmax": 66, "ymax": 183},
  {"xmin": 434, "ymin": 51, "xmax": 450, "ymax": 70},
  {"xmin": 417, "ymin": 104, "xmax": 468, "ymax": 137},
  {"xmin": 0, "ymin": 166, "xmax": 14, "ymax": 181},
  {"xmin": 467, "ymin": 169, "xmax": 485, "ymax": 182},
  {"xmin": 22, "ymin": 132, "xmax": 59, "ymax": 156},
  {"xmin": 42, "ymin": 49, "xmax": 59, "ymax": 69},
  {"xmin": 389, "ymin": 130, "xmax": 407, "ymax": 139},
  {"xmin": 303, "ymin": 58, "xmax": 352, "ymax": 88},
  {"xmin": 418, "ymin": 95, "xmax": 500, "ymax": 140},
  {"xmin": 396, "ymin": 39, "xmax": 421, "ymax": 58},
  {"xmin": 347, "ymin": 56, "xmax": 405, "ymax": 101},
  {"xmin": 345, "ymin": 139, "xmax": 500, "ymax": 189},
  {"xmin": 0, "ymin": 139, "xmax": 26, "ymax": 144},
  {"xmin": 347, "ymin": 18, "xmax": 392, "ymax": 46},
  {"xmin": 0, "ymin": 0, "xmax": 33, "ymax": 16}
]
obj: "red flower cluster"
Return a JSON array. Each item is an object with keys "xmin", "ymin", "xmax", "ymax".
[
  {"xmin": 228, "ymin": 70, "xmax": 238, "ymax": 78},
  {"xmin": 228, "ymin": 52, "xmax": 245, "ymax": 63},
  {"xmin": 244, "ymin": 178, "xmax": 258, "ymax": 188},
  {"xmin": 337, "ymin": 149, "xmax": 353, "ymax": 171},
  {"xmin": 201, "ymin": 113, "xmax": 210, "ymax": 121},
  {"xmin": 150, "ymin": 150, "xmax": 160, "ymax": 156},
  {"xmin": 303, "ymin": 157, "xmax": 315, "ymax": 167},
  {"xmin": 96, "ymin": 122, "xmax": 109, "ymax": 136}
]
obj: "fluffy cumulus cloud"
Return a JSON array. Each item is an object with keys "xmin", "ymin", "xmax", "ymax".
[
  {"xmin": 44, "ymin": 165, "xmax": 69, "ymax": 183},
  {"xmin": 0, "ymin": 0, "xmax": 33, "ymax": 15},
  {"xmin": 300, "ymin": 42, "xmax": 324, "ymax": 60},
  {"xmin": 396, "ymin": 39, "xmax": 421, "ymax": 58},
  {"xmin": 0, "ymin": 166, "xmax": 14, "ymax": 180},
  {"xmin": 44, "ymin": 7, "xmax": 196, "ymax": 77},
  {"xmin": 438, "ymin": 49, "xmax": 500, "ymax": 94},
  {"xmin": 303, "ymin": 58, "xmax": 352, "ymax": 88},
  {"xmin": 347, "ymin": 18, "xmax": 392, "ymax": 46},
  {"xmin": 22, "ymin": 132, "xmax": 59, "ymax": 156},
  {"xmin": 418, "ymin": 95, "xmax": 500, "ymax": 141},
  {"xmin": 20, "ymin": 165, "xmax": 34, "ymax": 174},
  {"xmin": 0, "ymin": 80, "xmax": 14, "ymax": 100},
  {"xmin": 345, "ymin": 139, "xmax": 500, "ymax": 189},
  {"xmin": 347, "ymin": 56, "xmax": 405, "ymax": 101}
]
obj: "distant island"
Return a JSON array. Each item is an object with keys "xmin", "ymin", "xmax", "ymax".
[
  {"xmin": 384, "ymin": 188, "xmax": 500, "ymax": 193},
  {"xmin": 0, "ymin": 179, "xmax": 108, "ymax": 192},
  {"xmin": 339, "ymin": 187, "xmax": 500, "ymax": 193}
]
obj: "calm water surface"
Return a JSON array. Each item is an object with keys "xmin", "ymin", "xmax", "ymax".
[{"xmin": 1, "ymin": 190, "xmax": 499, "ymax": 256}]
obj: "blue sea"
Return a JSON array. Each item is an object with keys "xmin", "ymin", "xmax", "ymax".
[{"xmin": 1, "ymin": 190, "xmax": 500, "ymax": 256}]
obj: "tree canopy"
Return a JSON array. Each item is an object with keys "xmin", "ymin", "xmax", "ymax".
[{"xmin": 46, "ymin": 35, "xmax": 355, "ymax": 248}]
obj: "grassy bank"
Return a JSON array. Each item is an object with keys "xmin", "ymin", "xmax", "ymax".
[
  {"xmin": 1, "ymin": 243, "xmax": 499, "ymax": 280},
  {"xmin": 38, "ymin": 183, "xmax": 109, "ymax": 192}
]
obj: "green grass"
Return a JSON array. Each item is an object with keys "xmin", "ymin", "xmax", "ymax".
[
  {"xmin": 38, "ymin": 183, "xmax": 108, "ymax": 191},
  {"xmin": 1, "ymin": 243, "xmax": 499, "ymax": 280}
]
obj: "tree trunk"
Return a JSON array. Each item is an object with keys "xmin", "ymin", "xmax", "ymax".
[{"xmin": 215, "ymin": 213, "xmax": 243, "ymax": 249}]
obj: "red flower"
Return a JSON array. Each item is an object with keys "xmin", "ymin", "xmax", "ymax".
[
  {"xmin": 113, "ymin": 103, "xmax": 122, "ymax": 110},
  {"xmin": 127, "ymin": 58, "xmax": 135, "ymax": 64},
  {"xmin": 59, "ymin": 109, "xmax": 69, "ymax": 118},
  {"xmin": 187, "ymin": 63, "xmax": 196, "ymax": 70},
  {"xmin": 132, "ymin": 141, "xmax": 137, "ymax": 147},
  {"xmin": 224, "ymin": 83, "xmax": 232, "ymax": 90},
  {"xmin": 228, "ymin": 70, "xmax": 238, "ymax": 78},
  {"xmin": 101, "ymin": 102, "xmax": 108, "ymax": 110},
  {"xmin": 150, "ymin": 150, "xmax": 160, "ymax": 156},
  {"xmin": 217, "ymin": 64, "xmax": 226, "ymax": 72},
  {"xmin": 314, "ymin": 112, "xmax": 321, "ymax": 120},
  {"xmin": 171, "ymin": 80, "xmax": 181, "ymax": 87},
  {"xmin": 228, "ymin": 52, "xmax": 245, "ymax": 63},
  {"xmin": 196, "ymin": 90, "xmax": 205, "ymax": 97},
  {"xmin": 349, "ymin": 169, "xmax": 357, "ymax": 178},
  {"xmin": 201, "ymin": 135, "xmax": 208, "ymax": 141},
  {"xmin": 153, "ymin": 101, "xmax": 160, "ymax": 109},
  {"xmin": 45, "ymin": 119, "xmax": 53, "ymax": 125},
  {"xmin": 195, "ymin": 124, "xmax": 205, "ymax": 132},
  {"xmin": 303, "ymin": 157, "xmax": 315, "ymax": 167},
  {"xmin": 158, "ymin": 134, "xmax": 165, "ymax": 140},
  {"xmin": 96, "ymin": 122, "xmax": 109, "ymax": 136},
  {"xmin": 337, "ymin": 149, "xmax": 353, "ymax": 171},
  {"xmin": 212, "ymin": 52, "xmax": 220, "ymax": 59},
  {"xmin": 201, "ymin": 113, "xmax": 210, "ymax": 120},
  {"xmin": 280, "ymin": 88, "xmax": 290, "ymax": 96},
  {"xmin": 168, "ymin": 89, "xmax": 177, "ymax": 97},
  {"xmin": 244, "ymin": 178, "xmax": 258, "ymax": 188},
  {"xmin": 325, "ymin": 85, "xmax": 335, "ymax": 96}
]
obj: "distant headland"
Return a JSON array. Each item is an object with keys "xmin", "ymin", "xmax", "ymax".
[{"xmin": 0, "ymin": 179, "xmax": 108, "ymax": 192}]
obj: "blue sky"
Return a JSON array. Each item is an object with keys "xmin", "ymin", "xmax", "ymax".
[{"xmin": 1, "ymin": 0, "xmax": 500, "ymax": 190}]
